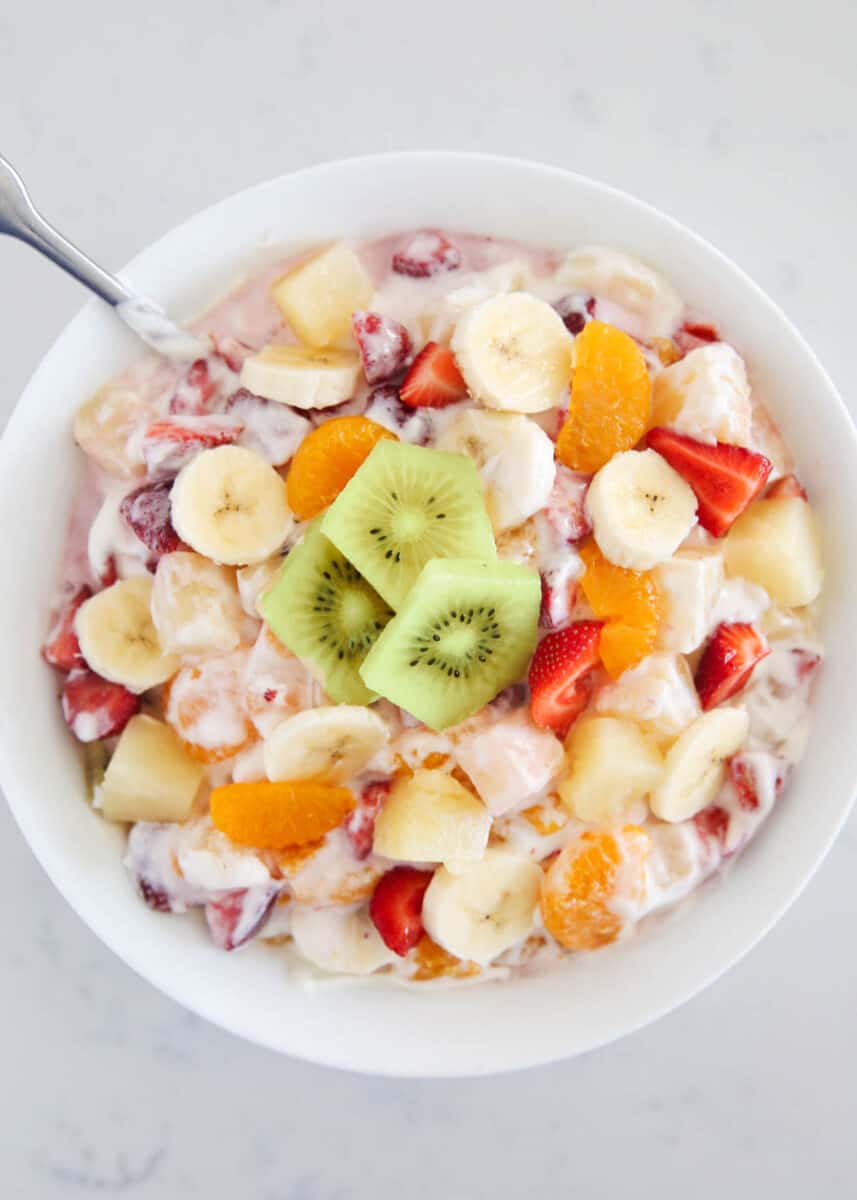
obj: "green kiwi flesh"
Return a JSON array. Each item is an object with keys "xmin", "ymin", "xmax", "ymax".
[
  {"xmin": 320, "ymin": 440, "xmax": 496, "ymax": 610},
  {"xmin": 261, "ymin": 521, "xmax": 393, "ymax": 704},
  {"xmin": 359, "ymin": 556, "xmax": 540, "ymax": 730}
]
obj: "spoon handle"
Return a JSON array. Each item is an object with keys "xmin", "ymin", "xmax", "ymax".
[{"xmin": 0, "ymin": 154, "xmax": 131, "ymax": 307}]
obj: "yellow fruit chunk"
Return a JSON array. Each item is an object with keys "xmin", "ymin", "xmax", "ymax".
[
  {"xmin": 271, "ymin": 243, "xmax": 373, "ymax": 348},
  {"xmin": 210, "ymin": 781, "xmax": 354, "ymax": 849},
  {"xmin": 556, "ymin": 321, "xmax": 651, "ymax": 473},
  {"xmin": 579, "ymin": 540, "xmax": 662, "ymax": 677},
  {"xmin": 100, "ymin": 715, "xmax": 203, "ymax": 823},
  {"xmin": 725, "ymin": 496, "xmax": 823, "ymax": 607}
]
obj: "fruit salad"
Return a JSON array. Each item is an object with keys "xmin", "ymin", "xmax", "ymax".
[{"xmin": 43, "ymin": 231, "xmax": 824, "ymax": 984}]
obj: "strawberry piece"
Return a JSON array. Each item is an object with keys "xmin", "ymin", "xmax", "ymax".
[
  {"xmin": 226, "ymin": 388, "xmax": 310, "ymax": 465},
  {"xmin": 345, "ymin": 780, "xmax": 390, "ymax": 860},
  {"xmin": 543, "ymin": 464, "xmax": 591, "ymax": 544},
  {"xmin": 205, "ymin": 886, "xmax": 279, "ymax": 950},
  {"xmin": 352, "ymin": 311, "xmax": 413, "ymax": 385},
  {"xmin": 647, "ymin": 427, "xmax": 772, "ymax": 537},
  {"xmin": 792, "ymin": 647, "xmax": 821, "ymax": 680},
  {"xmin": 213, "ymin": 335, "xmax": 253, "ymax": 373},
  {"xmin": 694, "ymin": 805, "xmax": 730, "ymax": 850},
  {"xmin": 729, "ymin": 753, "xmax": 787, "ymax": 813},
  {"xmin": 553, "ymin": 293, "xmax": 595, "ymax": 336},
  {"xmin": 169, "ymin": 358, "xmax": 219, "ymax": 415},
  {"xmin": 99, "ymin": 556, "xmax": 119, "ymax": 588},
  {"xmin": 119, "ymin": 480, "xmax": 182, "ymax": 556},
  {"xmin": 138, "ymin": 879, "xmax": 173, "ymax": 913},
  {"xmin": 675, "ymin": 321, "xmax": 720, "ymax": 355},
  {"xmin": 695, "ymin": 622, "xmax": 770, "ymax": 711},
  {"xmin": 369, "ymin": 866, "xmax": 434, "ymax": 956},
  {"xmin": 392, "ymin": 230, "xmax": 461, "ymax": 278},
  {"xmin": 399, "ymin": 342, "xmax": 468, "ymax": 409},
  {"xmin": 141, "ymin": 414, "xmax": 244, "ymax": 476},
  {"xmin": 42, "ymin": 585, "xmax": 92, "ymax": 671},
  {"xmin": 766, "ymin": 473, "xmax": 808, "ymax": 501},
  {"xmin": 528, "ymin": 620, "xmax": 604, "ymax": 737},
  {"xmin": 61, "ymin": 668, "xmax": 140, "ymax": 742}
]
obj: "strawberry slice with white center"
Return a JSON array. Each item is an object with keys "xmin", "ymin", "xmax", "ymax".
[
  {"xmin": 119, "ymin": 480, "xmax": 183, "ymax": 557},
  {"xmin": 647, "ymin": 427, "xmax": 772, "ymax": 536},
  {"xmin": 392, "ymin": 230, "xmax": 461, "ymax": 278},
  {"xmin": 528, "ymin": 620, "xmax": 604, "ymax": 737},
  {"xmin": 369, "ymin": 865, "xmax": 434, "ymax": 956},
  {"xmin": 729, "ymin": 752, "xmax": 787, "ymax": 812},
  {"xmin": 694, "ymin": 622, "xmax": 770, "ymax": 711},
  {"xmin": 168, "ymin": 358, "xmax": 219, "ymax": 415},
  {"xmin": 345, "ymin": 780, "xmax": 390, "ymax": 860},
  {"xmin": 61, "ymin": 668, "xmax": 140, "ymax": 742},
  {"xmin": 694, "ymin": 804, "xmax": 730, "ymax": 853},
  {"xmin": 766, "ymin": 473, "xmax": 808, "ymax": 501},
  {"xmin": 352, "ymin": 311, "xmax": 413, "ymax": 385},
  {"xmin": 399, "ymin": 342, "xmax": 469, "ymax": 408},
  {"xmin": 141, "ymin": 414, "xmax": 244, "ymax": 476},
  {"xmin": 43, "ymin": 585, "xmax": 92, "ymax": 671},
  {"xmin": 205, "ymin": 886, "xmax": 279, "ymax": 950}
]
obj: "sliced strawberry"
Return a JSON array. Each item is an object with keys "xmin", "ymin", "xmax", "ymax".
[
  {"xmin": 168, "ymin": 358, "xmax": 219, "ymax": 415},
  {"xmin": 766, "ymin": 473, "xmax": 808, "ymax": 501},
  {"xmin": 205, "ymin": 886, "xmax": 279, "ymax": 950},
  {"xmin": 141, "ymin": 414, "xmax": 244, "ymax": 476},
  {"xmin": 694, "ymin": 805, "xmax": 730, "ymax": 850},
  {"xmin": 212, "ymin": 335, "xmax": 253, "ymax": 373},
  {"xmin": 369, "ymin": 866, "xmax": 434, "ymax": 956},
  {"xmin": 42, "ymin": 585, "xmax": 92, "ymax": 671},
  {"xmin": 345, "ymin": 780, "xmax": 390, "ymax": 860},
  {"xmin": 61, "ymin": 668, "xmax": 140, "ymax": 742},
  {"xmin": 226, "ymin": 388, "xmax": 310, "ymax": 465},
  {"xmin": 543, "ymin": 464, "xmax": 591, "ymax": 544},
  {"xmin": 138, "ymin": 879, "xmax": 173, "ymax": 913},
  {"xmin": 675, "ymin": 321, "xmax": 720, "ymax": 355},
  {"xmin": 729, "ymin": 753, "xmax": 787, "ymax": 812},
  {"xmin": 119, "ymin": 480, "xmax": 182, "ymax": 556},
  {"xmin": 399, "ymin": 342, "xmax": 468, "ymax": 409},
  {"xmin": 352, "ymin": 311, "xmax": 413, "ymax": 385},
  {"xmin": 553, "ymin": 293, "xmax": 595, "ymax": 336},
  {"xmin": 646, "ymin": 427, "xmax": 772, "ymax": 536},
  {"xmin": 528, "ymin": 620, "xmax": 604, "ymax": 737},
  {"xmin": 392, "ymin": 230, "xmax": 461, "ymax": 278},
  {"xmin": 695, "ymin": 622, "xmax": 770, "ymax": 711}
]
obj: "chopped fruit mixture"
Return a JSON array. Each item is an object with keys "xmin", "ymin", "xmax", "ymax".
[{"xmin": 45, "ymin": 232, "xmax": 823, "ymax": 985}]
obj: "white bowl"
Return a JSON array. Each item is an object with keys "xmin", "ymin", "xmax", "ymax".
[{"xmin": 1, "ymin": 152, "xmax": 855, "ymax": 1077}]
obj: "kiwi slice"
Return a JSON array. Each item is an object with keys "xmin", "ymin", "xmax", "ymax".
[
  {"xmin": 320, "ymin": 440, "xmax": 496, "ymax": 610},
  {"xmin": 359, "ymin": 557, "xmax": 540, "ymax": 731},
  {"xmin": 261, "ymin": 520, "xmax": 393, "ymax": 705}
]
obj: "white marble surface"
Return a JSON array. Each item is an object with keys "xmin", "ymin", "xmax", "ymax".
[{"xmin": 2, "ymin": 1, "xmax": 856, "ymax": 1194}]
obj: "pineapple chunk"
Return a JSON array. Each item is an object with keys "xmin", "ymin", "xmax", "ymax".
[
  {"xmin": 655, "ymin": 550, "xmax": 724, "ymax": 654},
  {"xmin": 651, "ymin": 343, "xmax": 752, "ymax": 445},
  {"xmin": 558, "ymin": 717, "xmax": 663, "ymax": 822},
  {"xmin": 725, "ymin": 496, "xmax": 823, "ymax": 607},
  {"xmin": 100, "ymin": 715, "xmax": 203, "ymax": 823},
  {"xmin": 271, "ymin": 243, "xmax": 373, "ymax": 348},
  {"xmin": 452, "ymin": 711, "xmax": 564, "ymax": 817},
  {"xmin": 594, "ymin": 653, "xmax": 701, "ymax": 742},
  {"xmin": 372, "ymin": 769, "xmax": 490, "ymax": 863},
  {"xmin": 151, "ymin": 552, "xmax": 244, "ymax": 657}
]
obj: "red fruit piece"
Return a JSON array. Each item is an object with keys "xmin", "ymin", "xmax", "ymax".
[
  {"xmin": 766, "ymin": 474, "xmax": 808, "ymax": 501},
  {"xmin": 205, "ymin": 886, "xmax": 279, "ymax": 950},
  {"xmin": 141, "ymin": 415, "xmax": 244, "ymax": 476},
  {"xmin": 543, "ymin": 464, "xmax": 592, "ymax": 544},
  {"xmin": 528, "ymin": 620, "xmax": 604, "ymax": 737},
  {"xmin": 138, "ymin": 879, "xmax": 173, "ymax": 913},
  {"xmin": 647, "ymin": 427, "xmax": 772, "ymax": 537},
  {"xmin": 392, "ymin": 230, "xmax": 461, "ymax": 278},
  {"xmin": 99, "ymin": 556, "xmax": 119, "ymax": 588},
  {"xmin": 729, "ymin": 753, "xmax": 787, "ymax": 813},
  {"xmin": 42, "ymin": 585, "xmax": 92, "ymax": 671},
  {"xmin": 675, "ymin": 321, "xmax": 720, "ymax": 355},
  {"xmin": 369, "ymin": 865, "xmax": 434, "ymax": 956},
  {"xmin": 169, "ymin": 358, "xmax": 219, "ymax": 415},
  {"xmin": 399, "ymin": 342, "xmax": 468, "ymax": 409},
  {"xmin": 346, "ymin": 780, "xmax": 390, "ymax": 860},
  {"xmin": 695, "ymin": 622, "xmax": 770, "ymax": 711},
  {"xmin": 352, "ymin": 311, "xmax": 413, "ymax": 385},
  {"xmin": 226, "ymin": 388, "xmax": 310, "ymax": 465},
  {"xmin": 119, "ymin": 480, "xmax": 182, "ymax": 556},
  {"xmin": 694, "ymin": 805, "xmax": 730, "ymax": 850},
  {"xmin": 61, "ymin": 668, "xmax": 140, "ymax": 742},
  {"xmin": 553, "ymin": 293, "xmax": 595, "ymax": 336}
]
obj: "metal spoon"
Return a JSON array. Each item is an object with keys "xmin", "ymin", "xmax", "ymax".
[{"xmin": 0, "ymin": 154, "xmax": 208, "ymax": 361}]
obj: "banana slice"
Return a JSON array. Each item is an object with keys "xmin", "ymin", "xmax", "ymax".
[
  {"xmin": 239, "ymin": 344, "xmax": 360, "ymax": 410},
  {"xmin": 290, "ymin": 904, "xmax": 397, "ymax": 976},
  {"xmin": 422, "ymin": 850, "xmax": 543, "ymax": 965},
  {"xmin": 585, "ymin": 449, "xmax": 698, "ymax": 571},
  {"xmin": 651, "ymin": 707, "xmax": 750, "ymax": 822},
  {"xmin": 555, "ymin": 245, "xmax": 683, "ymax": 339},
  {"xmin": 170, "ymin": 445, "xmax": 293, "ymax": 566},
  {"xmin": 451, "ymin": 293, "xmax": 573, "ymax": 413},
  {"xmin": 435, "ymin": 409, "xmax": 556, "ymax": 533},
  {"xmin": 264, "ymin": 705, "xmax": 390, "ymax": 784},
  {"xmin": 75, "ymin": 577, "xmax": 179, "ymax": 693}
]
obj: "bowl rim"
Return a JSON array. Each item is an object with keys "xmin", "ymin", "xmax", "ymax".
[{"xmin": 2, "ymin": 150, "xmax": 856, "ymax": 1077}]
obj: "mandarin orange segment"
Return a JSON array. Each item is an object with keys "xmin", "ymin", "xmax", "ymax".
[
  {"xmin": 410, "ymin": 935, "xmax": 480, "ymax": 981},
  {"xmin": 579, "ymin": 540, "xmax": 661, "ymax": 677},
  {"xmin": 540, "ymin": 825, "xmax": 650, "ymax": 951},
  {"xmin": 556, "ymin": 320, "xmax": 651, "ymax": 473},
  {"xmin": 286, "ymin": 415, "xmax": 395, "ymax": 520},
  {"xmin": 164, "ymin": 653, "xmax": 256, "ymax": 762},
  {"xmin": 210, "ymin": 781, "xmax": 355, "ymax": 850}
]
